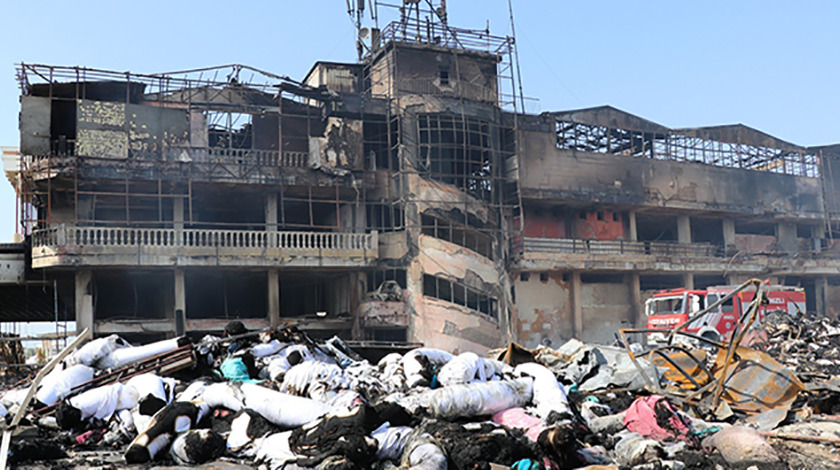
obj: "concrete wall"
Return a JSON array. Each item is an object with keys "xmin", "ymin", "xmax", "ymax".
[
  {"xmin": 512, "ymin": 272, "xmax": 573, "ymax": 348},
  {"xmin": 369, "ymin": 45, "xmax": 499, "ymax": 103},
  {"xmin": 519, "ymin": 129, "xmax": 824, "ymax": 218},
  {"xmin": 413, "ymin": 299, "xmax": 502, "ymax": 354},
  {"xmin": 574, "ymin": 211, "xmax": 625, "ymax": 240},
  {"xmin": 735, "ymin": 234, "xmax": 778, "ymax": 253},
  {"xmin": 512, "ymin": 273, "xmax": 634, "ymax": 346},
  {"xmin": 76, "ymin": 100, "xmax": 189, "ymax": 159},
  {"xmin": 580, "ymin": 281, "xmax": 634, "ymax": 344},
  {"xmin": 520, "ymin": 209, "xmax": 566, "ymax": 238},
  {"xmin": 418, "ymin": 234, "xmax": 500, "ymax": 295},
  {"xmin": 405, "ymin": 234, "xmax": 506, "ymax": 352},
  {"xmin": 826, "ymin": 284, "xmax": 840, "ymax": 319}
]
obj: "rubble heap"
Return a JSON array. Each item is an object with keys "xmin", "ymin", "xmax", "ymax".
[
  {"xmin": 764, "ymin": 311, "xmax": 840, "ymax": 378},
  {"xmin": 2, "ymin": 303, "xmax": 840, "ymax": 469}
]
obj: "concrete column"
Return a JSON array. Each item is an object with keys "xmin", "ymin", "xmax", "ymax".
[
  {"xmin": 777, "ymin": 222, "xmax": 798, "ymax": 254},
  {"xmin": 174, "ymin": 269, "xmax": 185, "ymax": 333},
  {"xmin": 78, "ymin": 196, "xmax": 94, "ymax": 223},
  {"xmin": 268, "ymin": 270, "xmax": 280, "ymax": 327},
  {"xmin": 722, "ymin": 219, "xmax": 736, "ymax": 253},
  {"xmin": 629, "ymin": 273, "xmax": 643, "ymax": 328},
  {"xmin": 265, "ymin": 193, "xmax": 278, "ymax": 232},
  {"xmin": 677, "ymin": 215, "xmax": 691, "ymax": 244},
  {"xmin": 682, "ymin": 273, "xmax": 694, "ymax": 290},
  {"xmin": 571, "ymin": 271, "xmax": 583, "ymax": 339},
  {"xmin": 628, "ymin": 211, "xmax": 638, "ymax": 242},
  {"xmin": 173, "ymin": 197, "xmax": 184, "ymax": 231},
  {"xmin": 816, "ymin": 276, "xmax": 829, "ymax": 317},
  {"xmin": 75, "ymin": 270, "xmax": 94, "ymax": 334},
  {"xmin": 811, "ymin": 225, "xmax": 824, "ymax": 253}
]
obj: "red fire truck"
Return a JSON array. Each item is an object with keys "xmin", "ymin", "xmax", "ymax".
[{"xmin": 645, "ymin": 284, "xmax": 806, "ymax": 344}]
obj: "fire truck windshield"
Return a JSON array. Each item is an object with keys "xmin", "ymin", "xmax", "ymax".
[
  {"xmin": 705, "ymin": 293, "xmax": 735, "ymax": 313},
  {"xmin": 648, "ymin": 295, "xmax": 684, "ymax": 315}
]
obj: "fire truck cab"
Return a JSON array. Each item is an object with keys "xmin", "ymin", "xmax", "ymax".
[{"xmin": 644, "ymin": 284, "xmax": 806, "ymax": 345}]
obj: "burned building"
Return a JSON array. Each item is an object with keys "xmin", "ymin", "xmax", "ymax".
[{"xmin": 11, "ymin": 2, "xmax": 840, "ymax": 351}]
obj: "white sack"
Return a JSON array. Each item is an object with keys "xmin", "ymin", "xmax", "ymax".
[
  {"xmin": 255, "ymin": 431, "xmax": 298, "ymax": 470},
  {"xmin": 36, "ymin": 364, "xmax": 95, "ymax": 406},
  {"xmin": 377, "ymin": 354, "xmax": 407, "ymax": 391},
  {"xmin": 485, "ymin": 359, "xmax": 513, "ymax": 378},
  {"xmin": 401, "ymin": 431, "xmax": 448, "ymax": 470},
  {"xmin": 437, "ymin": 352, "xmax": 487, "ymax": 386},
  {"xmin": 266, "ymin": 344, "xmax": 314, "ymax": 381},
  {"xmin": 0, "ymin": 388, "xmax": 29, "ymax": 409},
  {"xmin": 69, "ymin": 382, "xmax": 139, "ymax": 421},
  {"xmin": 115, "ymin": 408, "xmax": 135, "ymax": 435},
  {"xmin": 98, "ymin": 338, "xmax": 182, "ymax": 370},
  {"xmin": 177, "ymin": 381, "xmax": 207, "ymax": 402},
  {"xmin": 514, "ymin": 362, "xmax": 570, "ymax": 419},
  {"xmin": 282, "ymin": 361, "xmax": 347, "ymax": 399},
  {"xmin": 227, "ymin": 412, "xmax": 255, "ymax": 453},
  {"xmin": 251, "ymin": 340, "xmax": 284, "ymax": 358},
  {"xmin": 241, "ymin": 383, "xmax": 329, "ymax": 427},
  {"xmin": 125, "ymin": 373, "xmax": 173, "ymax": 403},
  {"xmin": 424, "ymin": 377, "xmax": 533, "ymax": 419},
  {"xmin": 378, "ymin": 352, "xmax": 403, "ymax": 367},
  {"xmin": 67, "ymin": 335, "xmax": 128, "ymax": 367},
  {"xmin": 201, "ymin": 382, "xmax": 245, "ymax": 411},
  {"xmin": 402, "ymin": 348, "xmax": 453, "ymax": 388},
  {"xmin": 371, "ymin": 422, "xmax": 413, "ymax": 461}
]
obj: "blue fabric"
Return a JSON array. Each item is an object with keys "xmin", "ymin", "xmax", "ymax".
[
  {"xmin": 220, "ymin": 357, "xmax": 260, "ymax": 383},
  {"xmin": 511, "ymin": 458, "xmax": 540, "ymax": 470}
]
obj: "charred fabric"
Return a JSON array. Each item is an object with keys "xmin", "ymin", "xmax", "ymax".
[{"xmin": 3, "ymin": 288, "xmax": 840, "ymax": 470}]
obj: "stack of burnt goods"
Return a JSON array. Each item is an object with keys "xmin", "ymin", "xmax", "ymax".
[
  {"xmin": 0, "ymin": 333, "xmax": 24, "ymax": 367},
  {"xmin": 1, "ymin": 318, "xmax": 839, "ymax": 470}
]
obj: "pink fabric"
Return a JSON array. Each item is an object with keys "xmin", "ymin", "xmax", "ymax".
[
  {"xmin": 492, "ymin": 407, "xmax": 546, "ymax": 442},
  {"xmin": 623, "ymin": 395, "xmax": 692, "ymax": 443}
]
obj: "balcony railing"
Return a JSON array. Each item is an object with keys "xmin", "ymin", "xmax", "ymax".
[
  {"xmin": 197, "ymin": 148, "xmax": 309, "ymax": 167},
  {"xmin": 518, "ymin": 237, "xmax": 722, "ymax": 258},
  {"xmin": 31, "ymin": 225, "xmax": 378, "ymax": 268},
  {"xmin": 34, "ymin": 144, "xmax": 310, "ymax": 168}
]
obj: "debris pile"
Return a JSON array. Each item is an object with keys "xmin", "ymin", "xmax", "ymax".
[
  {"xmin": 2, "ymin": 282, "xmax": 840, "ymax": 469},
  {"xmin": 764, "ymin": 310, "xmax": 840, "ymax": 378},
  {"xmin": 0, "ymin": 334, "xmax": 24, "ymax": 366}
]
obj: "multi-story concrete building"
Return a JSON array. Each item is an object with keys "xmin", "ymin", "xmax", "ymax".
[{"xmin": 9, "ymin": 2, "xmax": 840, "ymax": 351}]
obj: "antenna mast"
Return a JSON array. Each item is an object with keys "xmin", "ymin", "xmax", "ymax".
[{"xmin": 507, "ymin": 0, "xmax": 526, "ymax": 113}]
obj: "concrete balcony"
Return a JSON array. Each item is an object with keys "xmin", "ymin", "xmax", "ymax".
[
  {"xmin": 24, "ymin": 147, "xmax": 316, "ymax": 186},
  {"xmin": 31, "ymin": 225, "xmax": 378, "ymax": 269},
  {"xmin": 512, "ymin": 237, "xmax": 768, "ymax": 273}
]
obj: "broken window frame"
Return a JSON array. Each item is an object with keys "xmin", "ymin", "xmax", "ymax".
[
  {"xmin": 207, "ymin": 111, "xmax": 253, "ymax": 149},
  {"xmin": 367, "ymin": 269, "xmax": 408, "ymax": 292},
  {"xmin": 421, "ymin": 214, "xmax": 494, "ymax": 258},
  {"xmin": 366, "ymin": 202, "xmax": 405, "ymax": 232},
  {"xmin": 422, "ymin": 273, "xmax": 498, "ymax": 319},
  {"xmin": 417, "ymin": 114, "xmax": 496, "ymax": 202},
  {"xmin": 363, "ymin": 117, "xmax": 399, "ymax": 171}
]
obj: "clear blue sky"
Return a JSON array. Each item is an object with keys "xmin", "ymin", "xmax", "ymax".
[{"xmin": 0, "ymin": 1, "xmax": 837, "ymax": 241}]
